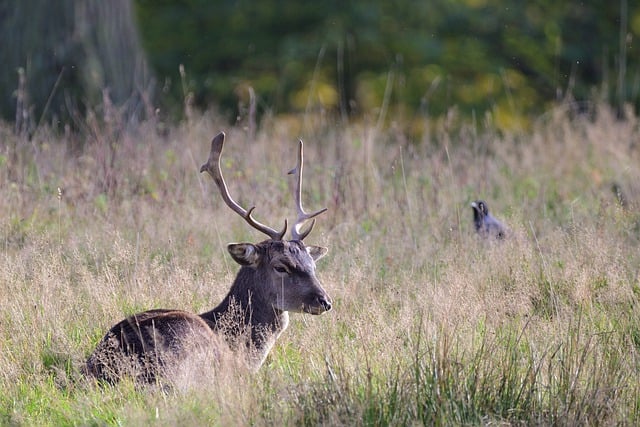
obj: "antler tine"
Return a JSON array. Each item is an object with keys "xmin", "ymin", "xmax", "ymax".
[
  {"xmin": 200, "ymin": 132, "xmax": 287, "ymax": 241},
  {"xmin": 288, "ymin": 139, "xmax": 327, "ymax": 240}
]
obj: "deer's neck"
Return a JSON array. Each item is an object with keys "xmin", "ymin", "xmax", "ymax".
[{"xmin": 199, "ymin": 266, "xmax": 289, "ymax": 368}]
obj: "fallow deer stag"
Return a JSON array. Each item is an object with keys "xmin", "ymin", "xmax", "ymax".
[{"xmin": 84, "ymin": 132, "xmax": 332, "ymax": 383}]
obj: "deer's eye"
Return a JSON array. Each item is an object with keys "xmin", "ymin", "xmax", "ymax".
[{"xmin": 274, "ymin": 265, "xmax": 289, "ymax": 274}]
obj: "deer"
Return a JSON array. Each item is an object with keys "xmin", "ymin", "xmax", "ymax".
[{"xmin": 84, "ymin": 132, "xmax": 332, "ymax": 384}]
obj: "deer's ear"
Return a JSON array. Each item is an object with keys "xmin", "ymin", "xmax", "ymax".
[
  {"xmin": 228, "ymin": 243, "xmax": 261, "ymax": 266},
  {"xmin": 306, "ymin": 245, "xmax": 328, "ymax": 262}
]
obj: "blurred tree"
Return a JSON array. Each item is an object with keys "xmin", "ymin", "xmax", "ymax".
[
  {"xmin": 2, "ymin": 0, "xmax": 639, "ymax": 130},
  {"xmin": 0, "ymin": 0, "xmax": 151, "ymax": 132}
]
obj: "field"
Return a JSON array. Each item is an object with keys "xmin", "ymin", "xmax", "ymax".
[{"xmin": 1, "ymin": 104, "xmax": 640, "ymax": 425}]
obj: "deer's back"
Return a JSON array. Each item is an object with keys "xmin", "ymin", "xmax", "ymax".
[{"xmin": 85, "ymin": 309, "xmax": 217, "ymax": 383}]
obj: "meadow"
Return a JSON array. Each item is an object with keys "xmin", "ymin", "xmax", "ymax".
[{"xmin": 1, "ymin": 103, "xmax": 640, "ymax": 425}]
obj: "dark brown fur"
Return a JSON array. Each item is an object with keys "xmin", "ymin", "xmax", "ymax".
[
  {"xmin": 85, "ymin": 239, "xmax": 330, "ymax": 383},
  {"xmin": 86, "ymin": 132, "xmax": 331, "ymax": 384}
]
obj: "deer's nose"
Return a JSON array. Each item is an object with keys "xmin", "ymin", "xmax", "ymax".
[{"xmin": 318, "ymin": 295, "xmax": 332, "ymax": 312}]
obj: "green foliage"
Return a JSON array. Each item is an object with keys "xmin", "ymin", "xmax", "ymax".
[
  {"xmin": 3, "ymin": 0, "xmax": 640, "ymax": 128},
  {"xmin": 93, "ymin": 193, "xmax": 109, "ymax": 215},
  {"xmin": 135, "ymin": 0, "xmax": 640, "ymax": 125}
]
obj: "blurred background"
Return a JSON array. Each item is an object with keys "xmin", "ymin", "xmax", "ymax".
[{"xmin": 2, "ymin": 0, "xmax": 639, "ymax": 132}]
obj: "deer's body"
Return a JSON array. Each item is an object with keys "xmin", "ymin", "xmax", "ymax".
[{"xmin": 85, "ymin": 133, "xmax": 331, "ymax": 384}]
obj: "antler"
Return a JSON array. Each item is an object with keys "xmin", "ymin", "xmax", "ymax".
[
  {"xmin": 288, "ymin": 139, "xmax": 327, "ymax": 240},
  {"xmin": 200, "ymin": 132, "xmax": 287, "ymax": 240}
]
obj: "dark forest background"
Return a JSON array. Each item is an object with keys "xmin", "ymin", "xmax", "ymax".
[{"xmin": 2, "ymin": 0, "xmax": 639, "ymax": 131}]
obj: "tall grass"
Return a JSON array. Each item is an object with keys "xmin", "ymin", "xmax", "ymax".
[{"xmin": 1, "ymin": 103, "xmax": 640, "ymax": 425}]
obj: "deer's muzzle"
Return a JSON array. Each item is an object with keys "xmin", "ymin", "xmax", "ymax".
[{"xmin": 304, "ymin": 294, "xmax": 332, "ymax": 315}]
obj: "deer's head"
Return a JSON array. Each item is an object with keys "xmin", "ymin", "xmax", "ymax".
[
  {"xmin": 200, "ymin": 132, "xmax": 332, "ymax": 315},
  {"xmin": 228, "ymin": 239, "xmax": 330, "ymax": 314}
]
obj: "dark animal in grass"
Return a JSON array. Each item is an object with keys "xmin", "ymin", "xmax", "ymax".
[
  {"xmin": 84, "ymin": 132, "xmax": 332, "ymax": 384},
  {"xmin": 611, "ymin": 182, "xmax": 629, "ymax": 210},
  {"xmin": 470, "ymin": 200, "xmax": 506, "ymax": 239}
]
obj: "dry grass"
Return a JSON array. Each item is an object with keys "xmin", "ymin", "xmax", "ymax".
[{"xmin": 1, "ymin": 103, "xmax": 640, "ymax": 425}]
